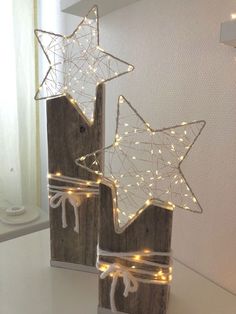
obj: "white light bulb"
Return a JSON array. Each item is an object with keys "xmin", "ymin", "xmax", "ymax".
[{"xmin": 128, "ymin": 65, "xmax": 133, "ymax": 72}]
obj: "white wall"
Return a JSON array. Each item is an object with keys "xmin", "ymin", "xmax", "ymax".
[{"xmin": 65, "ymin": 0, "xmax": 236, "ymax": 294}]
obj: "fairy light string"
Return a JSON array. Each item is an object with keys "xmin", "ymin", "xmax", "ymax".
[
  {"xmin": 48, "ymin": 173, "xmax": 99, "ymax": 233},
  {"xmin": 34, "ymin": 5, "xmax": 134, "ymax": 125},
  {"xmin": 76, "ymin": 95, "xmax": 206, "ymax": 230},
  {"xmin": 97, "ymin": 247, "xmax": 173, "ymax": 312}
]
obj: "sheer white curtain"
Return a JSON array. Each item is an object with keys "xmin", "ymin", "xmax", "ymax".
[
  {"xmin": 0, "ymin": 0, "xmax": 38, "ymax": 207},
  {"xmin": 38, "ymin": 0, "xmax": 66, "ymax": 211}
]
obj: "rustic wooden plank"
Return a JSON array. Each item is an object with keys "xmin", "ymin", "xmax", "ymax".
[
  {"xmin": 99, "ymin": 184, "xmax": 173, "ymax": 314},
  {"xmin": 47, "ymin": 85, "xmax": 104, "ymax": 268}
]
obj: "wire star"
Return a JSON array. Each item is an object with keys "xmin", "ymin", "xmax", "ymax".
[
  {"xmin": 76, "ymin": 96, "xmax": 206, "ymax": 231},
  {"xmin": 34, "ymin": 6, "xmax": 134, "ymax": 125}
]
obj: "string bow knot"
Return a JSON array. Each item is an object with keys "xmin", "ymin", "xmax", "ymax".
[
  {"xmin": 49, "ymin": 191, "xmax": 82, "ymax": 233},
  {"xmin": 100, "ymin": 263, "xmax": 138, "ymax": 312}
]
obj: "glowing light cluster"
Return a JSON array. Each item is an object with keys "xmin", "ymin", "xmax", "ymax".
[
  {"xmin": 35, "ymin": 6, "xmax": 134, "ymax": 125},
  {"xmin": 231, "ymin": 13, "xmax": 236, "ymax": 20},
  {"xmin": 76, "ymin": 96, "xmax": 206, "ymax": 228}
]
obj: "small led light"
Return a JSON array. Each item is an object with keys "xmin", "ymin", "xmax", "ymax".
[
  {"xmin": 128, "ymin": 65, "xmax": 133, "ymax": 72},
  {"xmin": 119, "ymin": 96, "xmax": 125, "ymax": 104},
  {"xmin": 231, "ymin": 13, "xmax": 236, "ymax": 19},
  {"xmin": 99, "ymin": 264, "xmax": 108, "ymax": 272}
]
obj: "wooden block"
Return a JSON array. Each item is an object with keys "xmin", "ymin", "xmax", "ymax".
[
  {"xmin": 47, "ymin": 85, "xmax": 104, "ymax": 269},
  {"xmin": 98, "ymin": 184, "xmax": 173, "ymax": 314}
]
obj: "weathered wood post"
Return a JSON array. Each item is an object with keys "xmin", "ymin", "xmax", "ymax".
[
  {"xmin": 98, "ymin": 184, "xmax": 173, "ymax": 314},
  {"xmin": 47, "ymin": 85, "xmax": 104, "ymax": 272}
]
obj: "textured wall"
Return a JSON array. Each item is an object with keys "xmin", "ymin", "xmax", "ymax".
[{"xmin": 65, "ymin": 0, "xmax": 236, "ymax": 294}]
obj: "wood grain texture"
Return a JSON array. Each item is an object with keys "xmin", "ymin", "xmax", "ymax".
[
  {"xmin": 99, "ymin": 184, "xmax": 173, "ymax": 314},
  {"xmin": 47, "ymin": 85, "xmax": 104, "ymax": 267}
]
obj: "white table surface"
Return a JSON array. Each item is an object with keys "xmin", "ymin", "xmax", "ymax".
[{"xmin": 0, "ymin": 229, "xmax": 235, "ymax": 314}]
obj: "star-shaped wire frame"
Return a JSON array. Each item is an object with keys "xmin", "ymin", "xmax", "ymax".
[
  {"xmin": 34, "ymin": 5, "xmax": 134, "ymax": 125},
  {"xmin": 76, "ymin": 96, "xmax": 206, "ymax": 232}
]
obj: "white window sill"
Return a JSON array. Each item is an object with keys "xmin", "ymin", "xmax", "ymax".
[{"xmin": 0, "ymin": 208, "xmax": 49, "ymax": 242}]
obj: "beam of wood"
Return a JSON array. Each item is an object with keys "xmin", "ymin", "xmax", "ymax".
[
  {"xmin": 98, "ymin": 184, "xmax": 173, "ymax": 314},
  {"xmin": 47, "ymin": 85, "xmax": 104, "ymax": 268}
]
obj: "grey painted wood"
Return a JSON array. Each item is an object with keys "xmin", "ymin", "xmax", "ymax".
[
  {"xmin": 50, "ymin": 260, "xmax": 99, "ymax": 274},
  {"xmin": 99, "ymin": 184, "xmax": 173, "ymax": 314},
  {"xmin": 47, "ymin": 85, "xmax": 104, "ymax": 268},
  {"xmin": 220, "ymin": 20, "xmax": 236, "ymax": 47},
  {"xmin": 98, "ymin": 307, "xmax": 126, "ymax": 314}
]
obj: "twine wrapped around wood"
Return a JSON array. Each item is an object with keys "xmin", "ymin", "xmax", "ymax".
[
  {"xmin": 97, "ymin": 247, "xmax": 173, "ymax": 312},
  {"xmin": 48, "ymin": 174, "xmax": 99, "ymax": 234},
  {"xmin": 49, "ymin": 191, "xmax": 83, "ymax": 233}
]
